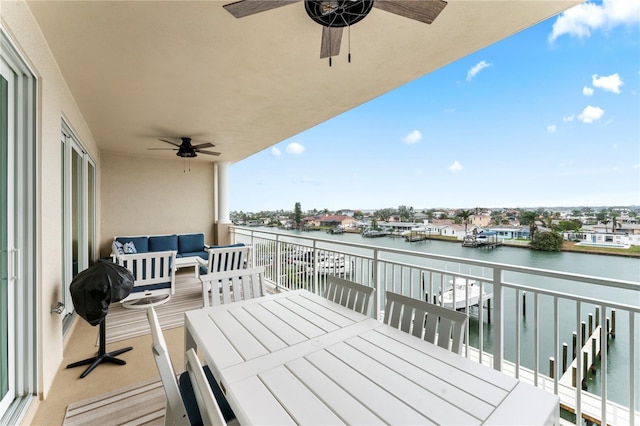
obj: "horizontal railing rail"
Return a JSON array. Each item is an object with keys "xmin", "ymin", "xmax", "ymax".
[{"xmin": 231, "ymin": 226, "xmax": 639, "ymax": 426}]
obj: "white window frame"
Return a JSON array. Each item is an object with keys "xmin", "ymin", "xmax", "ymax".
[
  {"xmin": 61, "ymin": 120, "xmax": 96, "ymax": 324},
  {"xmin": 0, "ymin": 25, "xmax": 37, "ymax": 424}
]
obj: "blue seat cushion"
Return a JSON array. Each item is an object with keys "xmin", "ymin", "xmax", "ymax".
[
  {"xmin": 178, "ymin": 234, "xmax": 205, "ymax": 255},
  {"xmin": 116, "ymin": 236, "xmax": 149, "ymax": 253},
  {"xmin": 178, "ymin": 365, "xmax": 235, "ymax": 425},
  {"xmin": 149, "ymin": 235, "xmax": 178, "ymax": 252},
  {"xmin": 181, "ymin": 251, "xmax": 208, "ymax": 260},
  {"xmin": 130, "ymin": 282, "xmax": 171, "ymax": 293},
  {"xmin": 208, "ymin": 243, "xmax": 245, "ymax": 249}
]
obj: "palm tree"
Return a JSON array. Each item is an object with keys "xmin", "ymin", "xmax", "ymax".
[
  {"xmin": 520, "ymin": 210, "xmax": 538, "ymax": 240},
  {"xmin": 611, "ymin": 214, "xmax": 619, "ymax": 234},
  {"xmin": 456, "ymin": 209, "xmax": 472, "ymax": 235}
]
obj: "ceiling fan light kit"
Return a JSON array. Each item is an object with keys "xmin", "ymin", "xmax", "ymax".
[
  {"xmin": 223, "ymin": 0, "xmax": 447, "ymax": 66},
  {"xmin": 304, "ymin": 0, "xmax": 374, "ymax": 28}
]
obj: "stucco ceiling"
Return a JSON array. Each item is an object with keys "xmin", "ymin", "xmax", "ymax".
[{"xmin": 26, "ymin": 0, "xmax": 581, "ymax": 164}]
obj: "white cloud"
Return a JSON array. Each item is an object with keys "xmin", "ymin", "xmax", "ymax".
[
  {"xmin": 563, "ymin": 115, "xmax": 575, "ymax": 122},
  {"xmin": 583, "ymin": 86, "xmax": 594, "ymax": 96},
  {"xmin": 271, "ymin": 147, "xmax": 281, "ymax": 157},
  {"xmin": 466, "ymin": 60, "xmax": 491, "ymax": 81},
  {"xmin": 549, "ymin": 0, "xmax": 640, "ymax": 42},
  {"xmin": 403, "ymin": 130, "xmax": 422, "ymax": 144},
  {"xmin": 592, "ymin": 73, "xmax": 624, "ymax": 93},
  {"xmin": 578, "ymin": 105, "xmax": 605, "ymax": 123},
  {"xmin": 285, "ymin": 142, "xmax": 305, "ymax": 154},
  {"xmin": 547, "ymin": 125, "xmax": 557, "ymax": 133},
  {"xmin": 448, "ymin": 160, "xmax": 463, "ymax": 173}
]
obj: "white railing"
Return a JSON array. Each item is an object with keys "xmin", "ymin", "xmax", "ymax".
[{"xmin": 231, "ymin": 226, "xmax": 639, "ymax": 425}]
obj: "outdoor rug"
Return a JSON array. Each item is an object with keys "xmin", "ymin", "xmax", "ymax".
[
  {"xmin": 103, "ymin": 275, "xmax": 202, "ymax": 345},
  {"xmin": 62, "ymin": 377, "xmax": 165, "ymax": 426}
]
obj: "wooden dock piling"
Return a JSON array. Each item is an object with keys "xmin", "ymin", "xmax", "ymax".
[{"xmin": 611, "ymin": 309, "xmax": 616, "ymax": 338}]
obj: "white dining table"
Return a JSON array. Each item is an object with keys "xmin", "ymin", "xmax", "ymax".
[{"xmin": 184, "ymin": 289, "xmax": 559, "ymax": 425}]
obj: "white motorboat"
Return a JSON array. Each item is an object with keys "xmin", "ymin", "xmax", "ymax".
[{"xmin": 439, "ymin": 278, "xmax": 486, "ymax": 310}]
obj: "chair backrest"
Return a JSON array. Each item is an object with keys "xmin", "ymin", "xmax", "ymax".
[
  {"xmin": 185, "ymin": 349, "xmax": 226, "ymax": 426},
  {"xmin": 325, "ymin": 276, "xmax": 375, "ymax": 316},
  {"xmin": 199, "ymin": 266, "xmax": 266, "ymax": 307},
  {"xmin": 117, "ymin": 250, "xmax": 177, "ymax": 306},
  {"xmin": 205, "ymin": 245, "xmax": 251, "ymax": 274},
  {"xmin": 383, "ymin": 291, "xmax": 468, "ymax": 354},
  {"xmin": 146, "ymin": 307, "xmax": 190, "ymax": 426}
]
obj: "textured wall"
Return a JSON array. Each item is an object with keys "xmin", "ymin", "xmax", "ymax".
[{"xmin": 100, "ymin": 153, "xmax": 216, "ymax": 257}]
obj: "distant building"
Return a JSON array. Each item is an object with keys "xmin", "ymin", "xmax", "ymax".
[
  {"xmin": 470, "ymin": 214, "xmax": 491, "ymax": 227},
  {"xmin": 566, "ymin": 232, "xmax": 639, "ymax": 248},
  {"xmin": 485, "ymin": 226, "xmax": 530, "ymax": 239},
  {"xmin": 317, "ymin": 215, "xmax": 357, "ymax": 228},
  {"xmin": 440, "ymin": 224, "xmax": 468, "ymax": 240}
]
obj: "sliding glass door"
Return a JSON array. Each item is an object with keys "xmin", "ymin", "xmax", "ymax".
[
  {"xmin": 1, "ymin": 28, "xmax": 37, "ymax": 422},
  {"xmin": 0, "ymin": 55, "xmax": 15, "ymax": 418},
  {"xmin": 61, "ymin": 124, "xmax": 96, "ymax": 322}
]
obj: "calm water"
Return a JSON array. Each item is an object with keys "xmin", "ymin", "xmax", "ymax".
[{"xmin": 250, "ymin": 227, "xmax": 640, "ymax": 408}]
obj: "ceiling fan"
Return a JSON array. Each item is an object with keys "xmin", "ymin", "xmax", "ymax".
[
  {"xmin": 222, "ymin": 0, "xmax": 447, "ymax": 61},
  {"xmin": 148, "ymin": 137, "xmax": 221, "ymax": 158}
]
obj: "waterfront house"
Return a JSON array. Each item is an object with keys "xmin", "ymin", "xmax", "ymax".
[
  {"xmin": 440, "ymin": 223, "xmax": 470, "ymax": 240},
  {"xmin": 1, "ymin": 1, "xmax": 593, "ymax": 424},
  {"xmin": 318, "ymin": 215, "xmax": 358, "ymax": 228},
  {"xmin": 470, "ymin": 213, "xmax": 492, "ymax": 227},
  {"xmin": 486, "ymin": 225, "xmax": 531, "ymax": 240},
  {"xmin": 377, "ymin": 221, "xmax": 426, "ymax": 235},
  {"xmin": 567, "ymin": 231, "xmax": 640, "ymax": 248}
]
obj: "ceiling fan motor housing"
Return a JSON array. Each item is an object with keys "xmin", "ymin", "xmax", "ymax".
[
  {"xmin": 177, "ymin": 149, "xmax": 197, "ymax": 158},
  {"xmin": 305, "ymin": 0, "xmax": 374, "ymax": 27}
]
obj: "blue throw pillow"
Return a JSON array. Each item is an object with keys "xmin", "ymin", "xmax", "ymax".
[
  {"xmin": 112, "ymin": 240, "xmax": 124, "ymax": 255},
  {"xmin": 123, "ymin": 241, "xmax": 137, "ymax": 254}
]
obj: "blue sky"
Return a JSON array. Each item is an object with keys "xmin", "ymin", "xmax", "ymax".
[{"xmin": 230, "ymin": 0, "xmax": 640, "ymax": 213}]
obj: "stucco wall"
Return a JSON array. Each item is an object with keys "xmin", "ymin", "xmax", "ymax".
[
  {"xmin": 2, "ymin": 0, "xmax": 101, "ymax": 398},
  {"xmin": 100, "ymin": 153, "xmax": 216, "ymax": 257}
]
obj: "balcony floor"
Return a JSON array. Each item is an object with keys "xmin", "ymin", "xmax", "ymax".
[{"xmin": 29, "ymin": 270, "xmax": 282, "ymax": 425}]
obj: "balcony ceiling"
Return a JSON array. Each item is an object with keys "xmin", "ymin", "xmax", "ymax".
[{"xmin": 26, "ymin": 0, "xmax": 580, "ymax": 164}]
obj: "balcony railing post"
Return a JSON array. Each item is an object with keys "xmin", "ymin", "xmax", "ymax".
[
  {"xmin": 249, "ymin": 229, "xmax": 256, "ymax": 267},
  {"xmin": 373, "ymin": 247, "xmax": 381, "ymax": 319},
  {"xmin": 275, "ymin": 234, "xmax": 281, "ymax": 290},
  {"xmin": 492, "ymin": 267, "xmax": 504, "ymax": 372},
  {"xmin": 312, "ymin": 240, "xmax": 318, "ymax": 295}
]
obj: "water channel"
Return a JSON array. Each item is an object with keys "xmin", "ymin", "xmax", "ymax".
[{"xmin": 247, "ymin": 227, "xmax": 640, "ymax": 409}]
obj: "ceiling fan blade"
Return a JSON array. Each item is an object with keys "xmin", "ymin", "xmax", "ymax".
[
  {"xmin": 192, "ymin": 142, "xmax": 215, "ymax": 149},
  {"xmin": 197, "ymin": 150, "xmax": 222, "ymax": 156},
  {"xmin": 373, "ymin": 0, "xmax": 447, "ymax": 25},
  {"xmin": 320, "ymin": 27, "xmax": 343, "ymax": 59},
  {"xmin": 223, "ymin": 0, "xmax": 300, "ymax": 18},
  {"xmin": 158, "ymin": 138, "xmax": 182, "ymax": 147},
  {"xmin": 148, "ymin": 148, "xmax": 178, "ymax": 151}
]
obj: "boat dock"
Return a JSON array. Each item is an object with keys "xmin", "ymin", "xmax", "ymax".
[
  {"xmin": 462, "ymin": 234, "xmax": 503, "ymax": 248},
  {"xmin": 405, "ymin": 231, "xmax": 429, "ymax": 242}
]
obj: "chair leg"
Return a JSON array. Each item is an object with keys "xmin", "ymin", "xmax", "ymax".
[{"xmin": 66, "ymin": 319, "xmax": 133, "ymax": 378}]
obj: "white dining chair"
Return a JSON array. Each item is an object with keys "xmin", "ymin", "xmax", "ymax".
[
  {"xmin": 185, "ymin": 349, "xmax": 239, "ymax": 426},
  {"xmin": 147, "ymin": 306, "xmax": 191, "ymax": 426},
  {"xmin": 146, "ymin": 307, "xmax": 235, "ymax": 425},
  {"xmin": 199, "ymin": 266, "xmax": 266, "ymax": 307},
  {"xmin": 383, "ymin": 291, "xmax": 468, "ymax": 354},
  {"xmin": 325, "ymin": 275, "xmax": 375, "ymax": 316}
]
